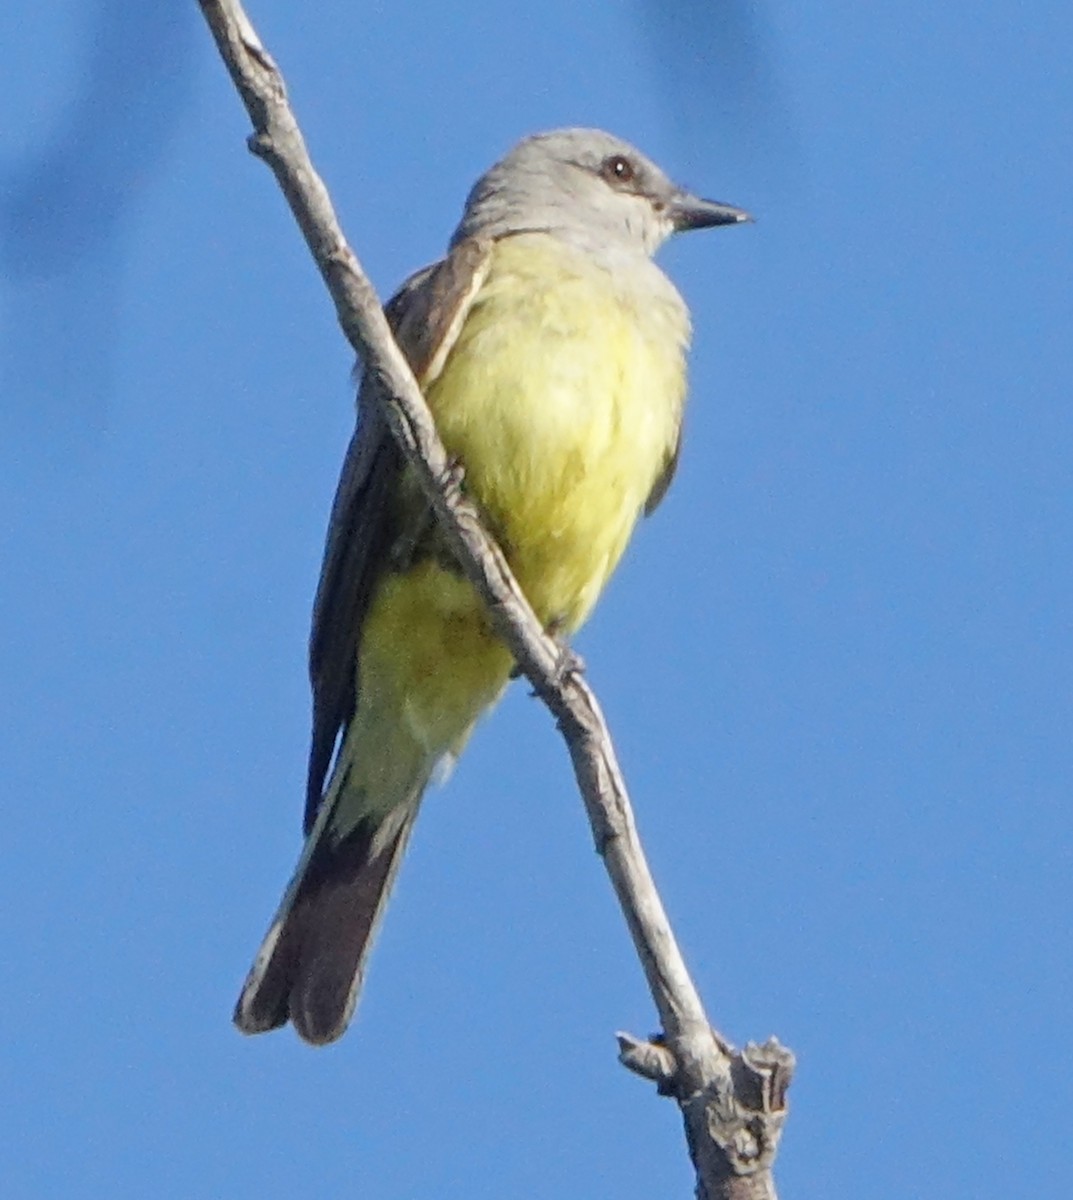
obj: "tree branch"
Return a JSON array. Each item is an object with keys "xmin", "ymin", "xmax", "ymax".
[{"xmin": 197, "ymin": 2, "xmax": 794, "ymax": 1193}]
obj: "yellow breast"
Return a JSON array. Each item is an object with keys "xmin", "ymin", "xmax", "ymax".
[{"xmin": 426, "ymin": 233, "xmax": 690, "ymax": 631}]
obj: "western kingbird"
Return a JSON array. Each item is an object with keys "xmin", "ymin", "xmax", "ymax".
[{"xmin": 234, "ymin": 128, "xmax": 749, "ymax": 1044}]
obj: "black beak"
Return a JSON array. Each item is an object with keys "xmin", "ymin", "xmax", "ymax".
[{"xmin": 669, "ymin": 192, "xmax": 753, "ymax": 232}]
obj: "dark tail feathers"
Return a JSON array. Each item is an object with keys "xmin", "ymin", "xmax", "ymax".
[{"xmin": 233, "ymin": 806, "xmax": 417, "ymax": 1045}]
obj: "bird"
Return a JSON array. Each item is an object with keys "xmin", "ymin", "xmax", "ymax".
[{"xmin": 233, "ymin": 128, "xmax": 750, "ymax": 1044}]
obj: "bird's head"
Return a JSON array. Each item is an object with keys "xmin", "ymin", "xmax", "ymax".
[{"xmin": 452, "ymin": 128, "xmax": 750, "ymax": 258}]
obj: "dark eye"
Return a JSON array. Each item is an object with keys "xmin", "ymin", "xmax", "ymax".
[{"xmin": 601, "ymin": 154, "xmax": 636, "ymax": 186}]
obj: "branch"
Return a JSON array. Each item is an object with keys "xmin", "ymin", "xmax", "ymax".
[{"xmin": 198, "ymin": 2, "xmax": 794, "ymax": 1193}]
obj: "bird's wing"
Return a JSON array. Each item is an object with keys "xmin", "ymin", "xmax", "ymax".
[
  {"xmin": 304, "ymin": 236, "xmax": 493, "ymax": 832},
  {"xmin": 643, "ymin": 431, "xmax": 682, "ymax": 516}
]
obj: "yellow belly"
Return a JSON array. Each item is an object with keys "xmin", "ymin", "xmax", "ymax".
[
  {"xmin": 356, "ymin": 233, "xmax": 689, "ymax": 762},
  {"xmin": 429, "ymin": 234, "xmax": 688, "ymax": 630}
]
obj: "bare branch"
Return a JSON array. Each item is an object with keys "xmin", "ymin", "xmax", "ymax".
[{"xmin": 197, "ymin": 1, "xmax": 794, "ymax": 1192}]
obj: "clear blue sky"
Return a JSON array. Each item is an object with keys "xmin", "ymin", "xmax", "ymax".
[{"xmin": 3, "ymin": 2, "xmax": 1071, "ymax": 1196}]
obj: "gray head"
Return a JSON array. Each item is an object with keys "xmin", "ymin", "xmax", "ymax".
[{"xmin": 451, "ymin": 128, "xmax": 749, "ymax": 258}]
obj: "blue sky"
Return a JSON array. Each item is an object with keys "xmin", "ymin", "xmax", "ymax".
[{"xmin": 2, "ymin": 1, "xmax": 1071, "ymax": 1196}]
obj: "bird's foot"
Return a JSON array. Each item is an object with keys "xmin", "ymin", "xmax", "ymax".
[
  {"xmin": 509, "ymin": 633, "xmax": 585, "ymax": 687},
  {"xmin": 437, "ymin": 456, "xmax": 466, "ymax": 502},
  {"xmin": 550, "ymin": 638, "xmax": 586, "ymax": 685}
]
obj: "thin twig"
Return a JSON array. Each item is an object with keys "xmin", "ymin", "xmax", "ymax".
[{"xmin": 197, "ymin": 2, "xmax": 793, "ymax": 1194}]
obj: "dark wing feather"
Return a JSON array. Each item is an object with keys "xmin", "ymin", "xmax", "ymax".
[
  {"xmin": 644, "ymin": 429, "xmax": 682, "ymax": 516},
  {"xmin": 305, "ymin": 412, "xmax": 400, "ymax": 832},
  {"xmin": 304, "ymin": 238, "xmax": 493, "ymax": 832}
]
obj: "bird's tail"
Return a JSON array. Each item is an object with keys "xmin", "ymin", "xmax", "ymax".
[{"xmin": 233, "ymin": 750, "xmax": 428, "ymax": 1045}]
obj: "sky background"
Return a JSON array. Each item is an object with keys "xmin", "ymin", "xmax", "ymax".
[{"xmin": 2, "ymin": 1, "xmax": 1071, "ymax": 1196}]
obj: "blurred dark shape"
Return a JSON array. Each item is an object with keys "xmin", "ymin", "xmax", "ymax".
[
  {"xmin": 638, "ymin": 0, "xmax": 799, "ymax": 196},
  {"xmin": 1, "ymin": 0, "xmax": 197, "ymax": 443}
]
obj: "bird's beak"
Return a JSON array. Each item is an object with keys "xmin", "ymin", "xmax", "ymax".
[{"xmin": 669, "ymin": 192, "xmax": 753, "ymax": 232}]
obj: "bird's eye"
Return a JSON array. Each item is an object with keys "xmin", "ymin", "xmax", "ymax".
[{"xmin": 601, "ymin": 154, "xmax": 636, "ymax": 186}]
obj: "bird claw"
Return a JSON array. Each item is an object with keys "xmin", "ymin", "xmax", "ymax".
[
  {"xmin": 438, "ymin": 456, "xmax": 466, "ymax": 501},
  {"xmin": 509, "ymin": 637, "xmax": 585, "ymax": 688},
  {"xmin": 551, "ymin": 641, "xmax": 585, "ymax": 684}
]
